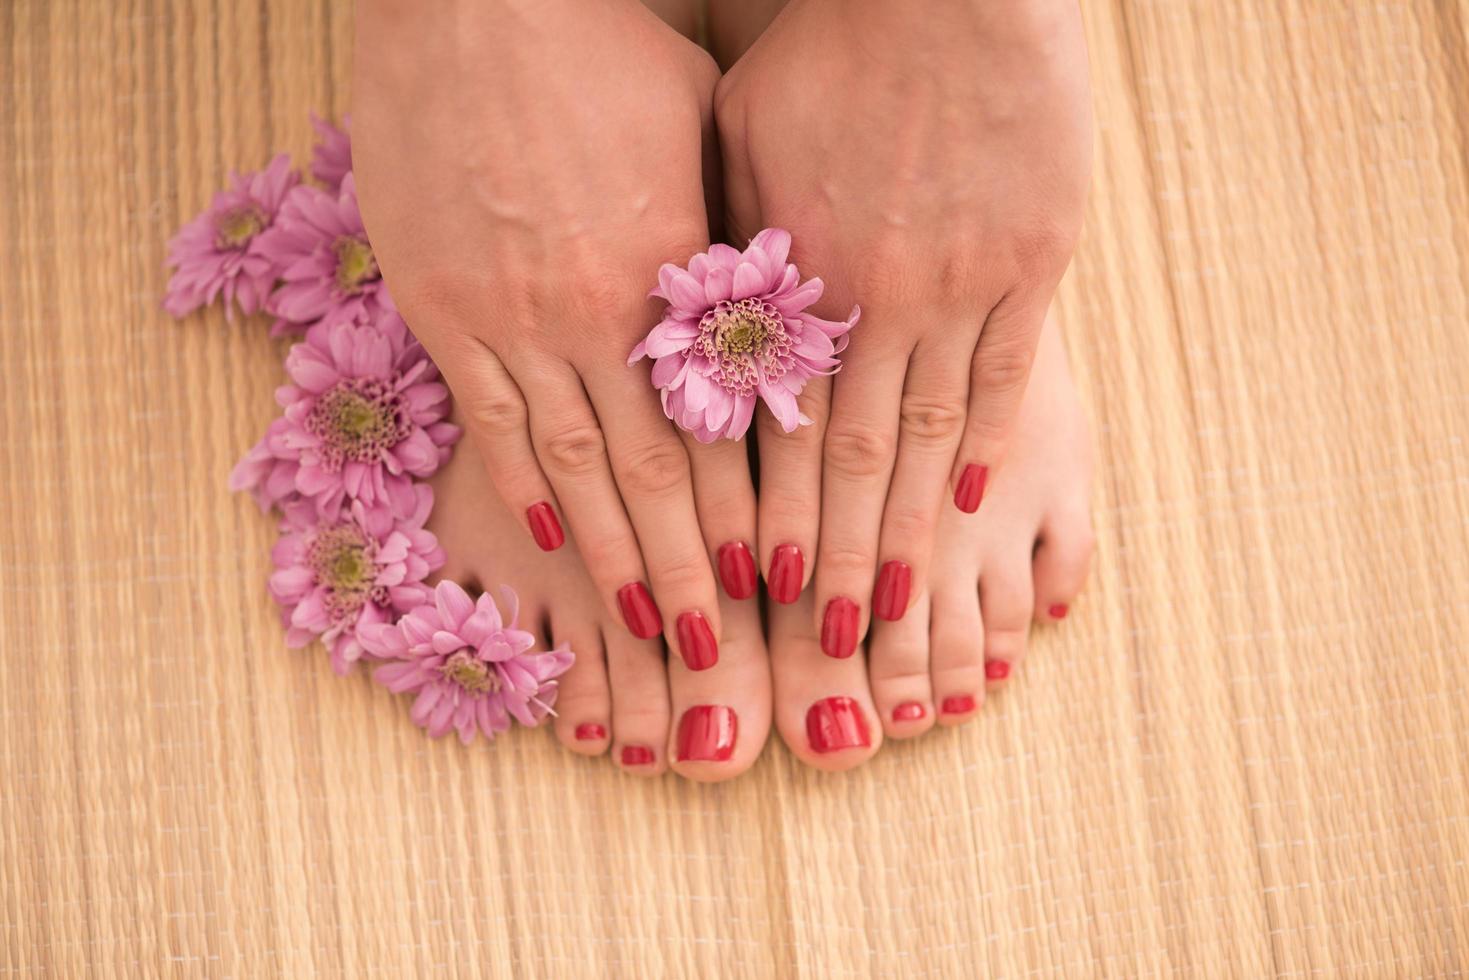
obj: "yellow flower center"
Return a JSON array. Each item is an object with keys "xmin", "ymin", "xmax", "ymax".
[
  {"xmin": 714, "ymin": 309, "xmax": 769, "ymax": 355},
  {"xmin": 443, "ymin": 652, "xmax": 500, "ymax": 694},
  {"xmin": 216, "ymin": 205, "xmax": 266, "ymax": 248},
  {"xmin": 333, "ymin": 235, "xmax": 380, "ymax": 293}
]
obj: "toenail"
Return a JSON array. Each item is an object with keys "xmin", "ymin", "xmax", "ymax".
[
  {"xmin": 616, "ymin": 582, "xmax": 662, "ymax": 639},
  {"xmin": 954, "ymin": 463, "xmax": 989, "ymax": 514},
  {"xmin": 525, "ymin": 501, "xmax": 565, "ymax": 551},
  {"xmin": 806, "ymin": 696, "xmax": 871, "ymax": 753},
  {"xmin": 717, "ymin": 541, "xmax": 758, "ymax": 600},
  {"xmin": 873, "ymin": 560, "xmax": 912, "ymax": 621},
  {"xmin": 767, "ymin": 544, "xmax": 805, "ymax": 604},
  {"xmin": 620, "ymin": 745, "xmax": 655, "ymax": 766},
  {"xmin": 1048, "ymin": 603, "xmax": 1069, "ymax": 620},
  {"xmin": 675, "ymin": 611, "xmax": 718, "ymax": 671},
  {"xmin": 574, "ymin": 723, "xmax": 606, "ymax": 741},
  {"xmin": 941, "ymin": 694, "xmax": 977, "ymax": 715},
  {"xmin": 985, "ymin": 658, "xmax": 1011, "ymax": 681},
  {"xmin": 676, "ymin": 705, "xmax": 738, "ymax": 762},
  {"xmin": 892, "ymin": 701, "xmax": 927, "ymax": 723},
  {"xmin": 820, "ymin": 597, "xmax": 861, "ymax": 659}
]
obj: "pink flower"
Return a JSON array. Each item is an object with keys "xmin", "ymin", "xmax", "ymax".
[
  {"xmin": 310, "ymin": 113, "xmax": 351, "ymax": 190},
  {"xmin": 629, "ymin": 228, "xmax": 859, "ymax": 442},
  {"xmin": 269, "ymin": 489, "xmax": 445, "ymax": 675},
  {"xmin": 229, "ymin": 313, "xmax": 460, "ymax": 517},
  {"xmin": 255, "ymin": 172, "xmax": 391, "ymax": 335},
  {"xmin": 163, "ymin": 154, "xmax": 299, "ymax": 320},
  {"xmin": 360, "ymin": 581, "xmax": 576, "ymax": 744}
]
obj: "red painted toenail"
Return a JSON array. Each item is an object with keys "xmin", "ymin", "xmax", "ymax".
[
  {"xmin": 620, "ymin": 745, "xmax": 655, "ymax": 766},
  {"xmin": 767, "ymin": 544, "xmax": 804, "ymax": 604},
  {"xmin": 675, "ymin": 611, "xmax": 718, "ymax": 671},
  {"xmin": 873, "ymin": 560, "xmax": 912, "ymax": 622},
  {"xmin": 525, "ymin": 501, "xmax": 565, "ymax": 552},
  {"xmin": 717, "ymin": 541, "xmax": 757, "ymax": 600},
  {"xmin": 1048, "ymin": 603, "xmax": 1069, "ymax": 620},
  {"xmin": 616, "ymin": 582, "xmax": 662, "ymax": 639},
  {"xmin": 820, "ymin": 597, "xmax": 861, "ymax": 659},
  {"xmin": 676, "ymin": 705, "xmax": 738, "ymax": 762},
  {"xmin": 574, "ymin": 723, "xmax": 606, "ymax": 741},
  {"xmin": 941, "ymin": 694, "xmax": 977, "ymax": 715},
  {"xmin": 892, "ymin": 701, "xmax": 927, "ymax": 722},
  {"xmin": 985, "ymin": 659, "xmax": 1011, "ymax": 681},
  {"xmin": 954, "ymin": 464, "xmax": 989, "ymax": 514},
  {"xmin": 806, "ymin": 696, "xmax": 871, "ymax": 753}
]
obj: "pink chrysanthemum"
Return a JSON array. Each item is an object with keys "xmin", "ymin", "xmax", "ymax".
[
  {"xmin": 269, "ymin": 489, "xmax": 445, "ymax": 675},
  {"xmin": 310, "ymin": 113, "xmax": 351, "ymax": 190},
  {"xmin": 359, "ymin": 581, "xmax": 576, "ymax": 744},
  {"xmin": 629, "ymin": 228, "xmax": 859, "ymax": 442},
  {"xmin": 163, "ymin": 154, "xmax": 299, "ymax": 320},
  {"xmin": 255, "ymin": 172, "xmax": 391, "ymax": 335},
  {"xmin": 229, "ymin": 313, "xmax": 460, "ymax": 517}
]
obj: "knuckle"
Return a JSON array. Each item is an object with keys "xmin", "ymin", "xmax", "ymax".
[
  {"xmin": 898, "ymin": 394, "xmax": 966, "ymax": 446},
  {"xmin": 825, "ymin": 423, "xmax": 897, "ymax": 480},
  {"xmin": 881, "ymin": 504, "xmax": 935, "ymax": 548},
  {"xmin": 614, "ymin": 441, "xmax": 692, "ymax": 498},
  {"xmin": 575, "ymin": 531, "xmax": 639, "ymax": 581},
  {"xmin": 819, "ymin": 542, "xmax": 876, "ymax": 579},
  {"xmin": 462, "ymin": 388, "xmax": 527, "ymax": 437},
  {"xmin": 540, "ymin": 424, "xmax": 609, "ymax": 477},
  {"xmin": 972, "ymin": 342, "xmax": 1035, "ymax": 399},
  {"xmin": 649, "ymin": 550, "xmax": 711, "ymax": 592}
]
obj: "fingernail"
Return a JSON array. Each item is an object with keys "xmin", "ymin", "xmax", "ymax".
[
  {"xmin": 820, "ymin": 597, "xmax": 861, "ymax": 659},
  {"xmin": 526, "ymin": 501, "xmax": 565, "ymax": 551},
  {"xmin": 767, "ymin": 544, "xmax": 804, "ymax": 604},
  {"xmin": 676, "ymin": 705, "xmax": 738, "ymax": 762},
  {"xmin": 954, "ymin": 464, "xmax": 989, "ymax": 514},
  {"xmin": 616, "ymin": 582, "xmax": 662, "ymax": 639},
  {"xmin": 942, "ymin": 694, "xmax": 977, "ymax": 715},
  {"xmin": 806, "ymin": 696, "xmax": 871, "ymax": 753},
  {"xmin": 873, "ymin": 560, "xmax": 912, "ymax": 621},
  {"xmin": 985, "ymin": 659, "xmax": 1010, "ymax": 681},
  {"xmin": 717, "ymin": 541, "xmax": 757, "ymax": 600},
  {"xmin": 892, "ymin": 701, "xmax": 927, "ymax": 723},
  {"xmin": 675, "ymin": 611, "xmax": 718, "ymax": 671},
  {"xmin": 574, "ymin": 722, "xmax": 606, "ymax": 741},
  {"xmin": 620, "ymin": 745, "xmax": 655, "ymax": 766},
  {"xmin": 1048, "ymin": 603, "xmax": 1069, "ymax": 620}
]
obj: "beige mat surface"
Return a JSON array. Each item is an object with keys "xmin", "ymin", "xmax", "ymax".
[{"xmin": 4, "ymin": 1, "xmax": 1468, "ymax": 975}]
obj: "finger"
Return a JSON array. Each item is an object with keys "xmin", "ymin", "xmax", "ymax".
[
  {"xmin": 756, "ymin": 374, "xmax": 830, "ymax": 607},
  {"xmin": 683, "ymin": 434, "xmax": 759, "ymax": 601},
  {"xmin": 951, "ymin": 291, "xmax": 1048, "ymax": 514}
]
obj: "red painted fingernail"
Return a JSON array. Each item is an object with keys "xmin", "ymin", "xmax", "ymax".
[
  {"xmin": 942, "ymin": 694, "xmax": 977, "ymax": 715},
  {"xmin": 985, "ymin": 659, "xmax": 1011, "ymax": 681},
  {"xmin": 525, "ymin": 501, "xmax": 565, "ymax": 551},
  {"xmin": 620, "ymin": 745, "xmax": 655, "ymax": 766},
  {"xmin": 892, "ymin": 701, "xmax": 927, "ymax": 722},
  {"xmin": 767, "ymin": 544, "xmax": 804, "ymax": 604},
  {"xmin": 717, "ymin": 541, "xmax": 757, "ymax": 600},
  {"xmin": 820, "ymin": 597, "xmax": 861, "ymax": 659},
  {"xmin": 806, "ymin": 696, "xmax": 871, "ymax": 753},
  {"xmin": 873, "ymin": 560, "xmax": 912, "ymax": 621},
  {"xmin": 675, "ymin": 611, "xmax": 718, "ymax": 671},
  {"xmin": 616, "ymin": 582, "xmax": 662, "ymax": 639},
  {"xmin": 574, "ymin": 723, "xmax": 606, "ymax": 741},
  {"xmin": 1048, "ymin": 603, "xmax": 1069, "ymax": 620},
  {"xmin": 676, "ymin": 705, "xmax": 738, "ymax": 762},
  {"xmin": 954, "ymin": 464, "xmax": 989, "ymax": 514}
]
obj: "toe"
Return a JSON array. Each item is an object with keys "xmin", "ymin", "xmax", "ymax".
[
  {"xmin": 549, "ymin": 620, "xmax": 611, "ymax": 757},
  {"xmin": 866, "ymin": 590, "xmax": 935, "ymax": 738},
  {"xmin": 604, "ymin": 629, "xmax": 671, "ymax": 777},
  {"xmin": 980, "ymin": 543, "xmax": 1036, "ymax": 691},
  {"xmin": 928, "ymin": 585, "xmax": 986, "ymax": 726},
  {"xmin": 1031, "ymin": 504, "xmax": 1096, "ymax": 624}
]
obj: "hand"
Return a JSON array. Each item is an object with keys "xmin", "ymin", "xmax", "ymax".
[
  {"xmin": 353, "ymin": 0, "xmax": 755, "ymax": 666},
  {"xmin": 714, "ymin": 0, "xmax": 1092, "ymax": 653}
]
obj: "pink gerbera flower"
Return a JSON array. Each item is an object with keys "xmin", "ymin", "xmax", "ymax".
[
  {"xmin": 269, "ymin": 489, "xmax": 445, "ymax": 675},
  {"xmin": 163, "ymin": 153, "xmax": 299, "ymax": 320},
  {"xmin": 310, "ymin": 113, "xmax": 351, "ymax": 190},
  {"xmin": 360, "ymin": 581, "xmax": 576, "ymax": 744},
  {"xmin": 229, "ymin": 313, "xmax": 460, "ymax": 517},
  {"xmin": 255, "ymin": 172, "xmax": 391, "ymax": 335},
  {"xmin": 629, "ymin": 228, "xmax": 859, "ymax": 442}
]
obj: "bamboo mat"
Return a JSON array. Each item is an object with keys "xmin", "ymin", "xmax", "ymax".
[{"xmin": 3, "ymin": 1, "xmax": 1468, "ymax": 975}]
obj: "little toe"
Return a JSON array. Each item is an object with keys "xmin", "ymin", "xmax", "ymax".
[
  {"xmin": 866, "ymin": 590, "xmax": 936, "ymax": 738},
  {"xmin": 604, "ymin": 629, "xmax": 671, "ymax": 776},
  {"xmin": 1031, "ymin": 505, "xmax": 1096, "ymax": 625},
  {"xmin": 928, "ymin": 585, "xmax": 987, "ymax": 726},
  {"xmin": 980, "ymin": 544, "xmax": 1037, "ymax": 691},
  {"xmin": 550, "ymin": 620, "xmax": 612, "ymax": 757}
]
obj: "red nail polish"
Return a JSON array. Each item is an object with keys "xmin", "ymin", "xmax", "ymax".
[
  {"xmin": 942, "ymin": 694, "xmax": 977, "ymax": 715},
  {"xmin": 954, "ymin": 464, "xmax": 989, "ymax": 514},
  {"xmin": 806, "ymin": 696, "xmax": 871, "ymax": 753},
  {"xmin": 616, "ymin": 582, "xmax": 662, "ymax": 639},
  {"xmin": 574, "ymin": 722, "xmax": 606, "ymax": 741},
  {"xmin": 1048, "ymin": 603, "xmax": 1069, "ymax": 620},
  {"xmin": 620, "ymin": 745, "xmax": 655, "ymax": 766},
  {"xmin": 525, "ymin": 501, "xmax": 564, "ymax": 551},
  {"xmin": 985, "ymin": 659, "xmax": 1010, "ymax": 681},
  {"xmin": 820, "ymin": 597, "xmax": 861, "ymax": 659},
  {"xmin": 675, "ymin": 611, "xmax": 718, "ymax": 671},
  {"xmin": 873, "ymin": 560, "xmax": 912, "ymax": 621},
  {"xmin": 892, "ymin": 701, "xmax": 927, "ymax": 722},
  {"xmin": 767, "ymin": 544, "xmax": 804, "ymax": 604},
  {"xmin": 717, "ymin": 541, "xmax": 757, "ymax": 600},
  {"xmin": 676, "ymin": 705, "xmax": 738, "ymax": 762}
]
